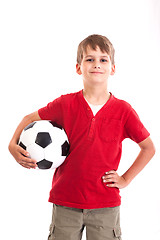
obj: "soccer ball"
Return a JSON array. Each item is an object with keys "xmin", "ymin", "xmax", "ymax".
[{"xmin": 19, "ymin": 121, "xmax": 69, "ymax": 170}]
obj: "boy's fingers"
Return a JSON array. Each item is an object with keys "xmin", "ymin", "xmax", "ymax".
[
  {"xmin": 17, "ymin": 153, "xmax": 37, "ymax": 168},
  {"xmin": 104, "ymin": 171, "xmax": 117, "ymax": 178},
  {"xmin": 105, "ymin": 170, "xmax": 116, "ymax": 175},
  {"xmin": 20, "ymin": 163, "xmax": 31, "ymax": 169},
  {"xmin": 18, "ymin": 145, "xmax": 37, "ymax": 164},
  {"xmin": 22, "ymin": 157, "xmax": 37, "ymax": 166},
  {"xmin": 102, "ymin": 171, "xmax": 118, "ymax": 183},
  {"xmin": 106, "ymin": 183, "xmax": 118, "ymax": 188},
  {"xmin": 18, "ymin": 145, "xmax": 30, "ymax": 157},
  {"xmin": 20, "ymin": 158, "xmax": 37, "ymax": 169}
]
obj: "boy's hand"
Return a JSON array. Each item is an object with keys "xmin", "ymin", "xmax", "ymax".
[
  {"xmin": 102, "ymin": 170, "xmax": 129, "ymax": 189},
  {"xmin": 9, "ymin": 143, "xmax": 37, "ymax": 169}
]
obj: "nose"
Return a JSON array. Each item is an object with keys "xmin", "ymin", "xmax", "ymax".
[
  {"xmin": 94, "ymin": 60, "xmax": 101, "ymax": 69},
  {"xmin": 94, "ymin": 65, "xmax": 100, "ymax": 69}
]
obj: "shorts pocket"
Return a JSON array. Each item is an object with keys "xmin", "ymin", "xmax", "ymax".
[
  {"xmin": 48, "ymin": 224, "xmax": 55, "ymax": 240},
  {"xmin": 113, "ymin": 226, "xmax": 122, "ymax": 239},
  {"xmin": 100, "ymin": 118, "xmax": 121, "ymax": 142}
]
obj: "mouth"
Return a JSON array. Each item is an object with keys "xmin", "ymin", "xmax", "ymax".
[{"xmin": 90, "ymin": 72, "xmax": 103, "ymax": 74}]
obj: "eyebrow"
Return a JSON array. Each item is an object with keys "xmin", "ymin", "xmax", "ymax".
[{"xmin": 85, "ymin": 55, "xmax": 109, "ymax": 58}]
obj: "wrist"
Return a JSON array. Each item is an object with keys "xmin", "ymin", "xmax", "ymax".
[{"xmin": 121, "ymin": 174, "xmax": 132, "ymax": 186}]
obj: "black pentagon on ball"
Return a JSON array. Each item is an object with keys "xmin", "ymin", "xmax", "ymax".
[
  {"xmin": 35, "ymin": 132, "xmax": 52, "ymax": 148},
  {"xmin": 61, "ymin": 141, "xmax": 70, "ymax": 156},
  {"xmin": 37, "ymin": 159, "xmax": 53, "ymax": 169},
  {"xmin": 24, "ymin": 122, "xmax": 36, "ymax": 131}
]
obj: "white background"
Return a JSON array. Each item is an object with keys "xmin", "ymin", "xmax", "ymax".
[{"xmin": 0, "ymin": 0, "xmax": 160, "ymax": 239}]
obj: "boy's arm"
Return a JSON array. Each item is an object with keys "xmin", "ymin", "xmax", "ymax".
[
  {"xmin": 102, "ymin": 136, "xmax": 155, "ymax": 189},
  {"xmin": 8, "ymin": 111, "xmax": 41, "ymax": 169}
]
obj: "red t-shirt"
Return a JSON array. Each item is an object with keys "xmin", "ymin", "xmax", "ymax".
[{"xmin": 38, "ymin": 90, "xmax": 150, "ymax": 209}]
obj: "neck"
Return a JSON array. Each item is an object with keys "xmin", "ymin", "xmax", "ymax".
[{"xmin": 83, "ymin": 85, "xmax": 110, "ymax": 105}]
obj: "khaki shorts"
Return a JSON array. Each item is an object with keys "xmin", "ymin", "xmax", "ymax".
[{"xmin": 48, "ymin": 204, "xmax": 122, "ymax": 240}]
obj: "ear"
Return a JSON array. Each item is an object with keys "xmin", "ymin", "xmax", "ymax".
[
  {"xmin": 110, "ymin": 64, "xmax": 116, "ymax": 76},
  {"xmin": 76, "ymin": 63, "xmax": 82, "ymax": 75}
]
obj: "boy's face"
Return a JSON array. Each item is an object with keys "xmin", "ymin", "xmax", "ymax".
[{"xmin": 76, "ymin": 46, "xmax": 115, "ymax": 87}]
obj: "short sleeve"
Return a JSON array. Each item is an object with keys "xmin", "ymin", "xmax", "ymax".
[
  {"xmin": 123, "ymin": 108, "xmax": 150, "ymax": 143},
  {"xmin": 38, "ymin": 96, "xmax": 63, "ymax": 128}
]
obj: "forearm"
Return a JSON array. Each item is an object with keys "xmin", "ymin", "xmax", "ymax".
[
  {"xmin": 122, "ymin": 146, "xmax": 155, "ymax": 185},
  {"xmin": 103, "ymin": 137, "xmax": 155, "ymax": 189}
]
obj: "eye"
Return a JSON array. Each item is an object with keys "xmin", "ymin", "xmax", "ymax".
[
  {"xmin": 101, "ymin": 59, "xmax": 108, "ymax": 62},
  {"xmin": 86, "ymin": 59, "xmax": 94, "ymax": 62}
]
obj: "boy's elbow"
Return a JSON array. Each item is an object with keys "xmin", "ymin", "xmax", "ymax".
[
  {"xmin": 139, "ymin": 136, "xmax": 156, "ymax": 158},
  {"xmin": 151, "ymin": 144, "xmax": 156, "ymax": 157},
  {"xmin": 147, "ymin": 140, "xmax": 156, "ymax": 159}
]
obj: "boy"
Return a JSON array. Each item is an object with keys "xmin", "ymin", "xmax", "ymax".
[{"xmin": 9, "ymin": 34, "xmax": 155, "ymax": 240}]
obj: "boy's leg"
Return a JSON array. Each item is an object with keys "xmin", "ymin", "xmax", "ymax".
[
  {"xmin": 85, "ymin": 206, "xmax": 122, "ymax": 240},
  {"xmin": 48, "ymin": 204, "xmax": 84, "ymax": 240}
]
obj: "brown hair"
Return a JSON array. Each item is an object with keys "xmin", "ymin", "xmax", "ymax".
[{"xmin": 77, "ymin": 34, "xmax": 115, "ymax": 65}]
